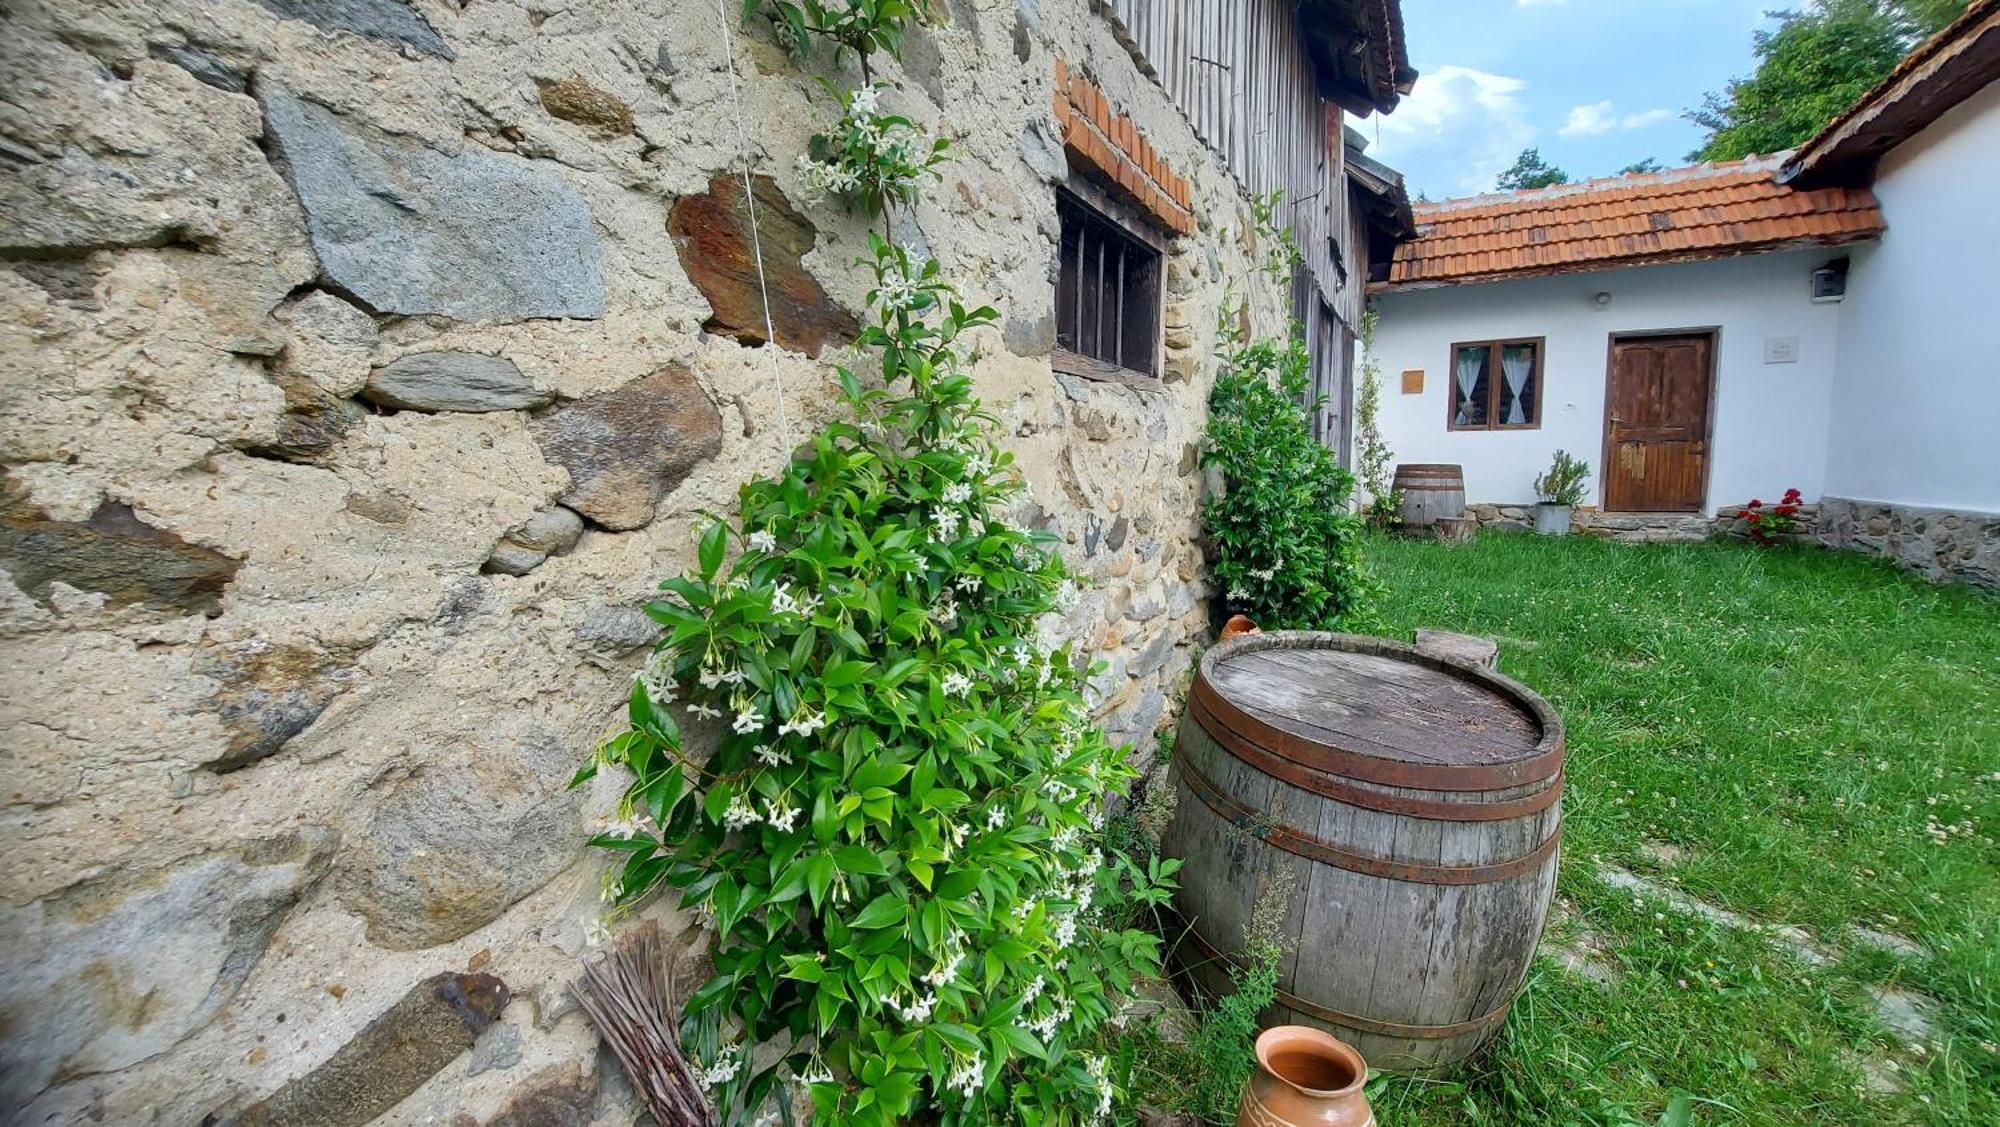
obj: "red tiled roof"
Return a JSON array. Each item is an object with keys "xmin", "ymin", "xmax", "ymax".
[{"xmin": 1377, "ymin": 156, "xmax": 1885, "ymax": 291}]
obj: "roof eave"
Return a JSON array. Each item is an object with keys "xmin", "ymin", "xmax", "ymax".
[{"xmin": 1783, "ymin": 0, "xmax": 2000, "ymax": 187}]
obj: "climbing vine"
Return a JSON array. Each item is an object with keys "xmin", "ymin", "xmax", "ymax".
[
  {"xmin": 1352, "ymin": 311, "xmax": 1399, "ymax": 527},
  {"xmin": 574, "ymin": 6, "xmax": 1173, "ymax": 1125}
]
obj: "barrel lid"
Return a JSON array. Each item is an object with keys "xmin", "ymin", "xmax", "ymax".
[{"xmin": 1194, "ymin": 632, "xmax": 1562, "ymax": 790}]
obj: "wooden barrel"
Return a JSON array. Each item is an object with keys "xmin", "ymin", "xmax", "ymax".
[
  {"xmin": 1392, "ymin": 464, "xmax": 1466, "ymax": 528},
  {"xmin": 1161, "ymin": 632, "xmax": 1563, "ymax": 1071}
]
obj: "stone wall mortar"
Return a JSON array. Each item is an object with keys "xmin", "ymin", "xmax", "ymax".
[{"xmin": 0, "ymin": 1, "xmax": 1282, "ymax": 1122}]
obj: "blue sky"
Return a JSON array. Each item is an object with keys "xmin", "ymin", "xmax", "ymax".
[{"xmin": 1353, "ymin": 0, "xmax": 1781, "ymax": 200}]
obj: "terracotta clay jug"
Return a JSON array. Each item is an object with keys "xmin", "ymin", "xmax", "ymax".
[
  {"xmin": 1235, "ymin": 1026, "xmax": 1374, "ymax": 1127},
  {"xmin": 1220, "ymin": 614, "xmax": 1260, "ymax": 641}
]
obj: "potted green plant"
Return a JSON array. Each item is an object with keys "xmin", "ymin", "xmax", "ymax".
[{"xmin": 1532, "ymin": 450, "xmax": 1590, "ymax": 536}]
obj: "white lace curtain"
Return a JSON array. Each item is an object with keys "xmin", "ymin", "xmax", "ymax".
[
  {"xmin": 1501, "ymin": 344, "xmax": 1536, "ymax": 425},
  {"xmin": 1454, "ymin": 346, "xmax": 1488, "ymax": 426}
]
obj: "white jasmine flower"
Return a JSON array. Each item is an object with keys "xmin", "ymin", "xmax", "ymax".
[
  {"xmin": 732, "ymin": 707, "xmax": 765, "ymax": 735},
  {"xmin": 849, "ymin": 85, "xmax": 882, "ymax": 117},
  {"xmin": 638, "ymin": 648, "xmax": 678, "ymax": 706},
  {"xmin": 765, "ymin": 799, "xmax": 801, "ymax": 834},
  {"xmin": 933, "ymin": 507, "xmax": 962, "ymax": 540},
  {"xmin": 699, "ymin": 667, "xmax": 726, "ymax": 689},
  {"xmin": 688, "ymin": 702, "xmax": 723, "ymax": 721},
  {"xmin": 941, "ymin": 482, "xmax": 972, "ymax": 505},
  {"xmin": 947, "ymin": 1053, "xmax": 984, "ymax": 1099},
  {"xmin": 583, "ymin": 918, "xmax": 612, "ymax": 948},
  {"xmin": 770, "ymin": 581, "xmax": 799, "ymax": 616},
  {"xmin": 799, "ymin": 1056, "xmax": 836, "ymax": 1086},
  {"xmin": 747, "ymin": 529, "xmax": 777, "ymax": 552},
  {"xmin": 795, "ymin": 589, "xmax": 823, "ymax": 618},
  {"xmin": 721, "ymin": 794, "xmax": 760, "ymax": 830},
  {"xmin": 941, "ymin": 671, "xmax": 972, "ymax": 697},
  {"xmin": 966, "ymin": 451, "xmax": 991, "ymax": 476},
  {"xmin": 934, "ymin": 596, "xmax": 960, "ymax": 629},
  {"xmin": 778, "ymin": 709, "xmax": 827, "ymax": 738},
  {"xmin": 955, "ymin": 574, "xmax": 981, "ymax": 593},
  {"xmin": 720, "ymin": 668, "xmax": 746, "ymax": 686},
  {"xmin": 695, "ymin": 1043, "xmax": 745, "ymax": 1088},
  {"xmin": 894, "ymin": 991, "xmax": 937, "ymax": 1023},
  {"xmin": 986, "ymin": 806, "xmax": 1008, "ymax": 830},
  {"xmin": 1021, "ymin": 975, "xmax": 1046, "ymax": 1005},
  {"xmin": 754, "ymin": 744, "xmax": 793, "ymax": 767}
]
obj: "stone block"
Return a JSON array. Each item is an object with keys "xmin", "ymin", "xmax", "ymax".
[
  {"xmin": 667, "ymin": 175, "xmax": 856, "ymax": 357},
  {"xmin": 252, "ymin": 0, "xmax": 453, "ymax": 59},
  {"xmin": 532, "ymin": 365, "xmax": 723, "ymax": 531},
  {"xmin": 222, "ymin": 971, "xmax": 509, "ymax": 1126},
  {"xmin": 0, "ymin": 830, "xmax": 336, "ymax": 1114},
  {"xmin": 262, "ymin": 87, "xmax": 603, "ymax": 321},
  {"xmin": 364, "ymin": 353, "xmax": 552, "ymax": 413}
]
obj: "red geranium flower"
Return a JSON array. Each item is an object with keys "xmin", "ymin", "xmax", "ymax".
[
  {"xmin": 1781, "ymin": 488, "xmax": 1802, "ymax": 503},
  {"xmin": 1746, "ymin": 498, "xmax": 1763, "ymax": 509}
]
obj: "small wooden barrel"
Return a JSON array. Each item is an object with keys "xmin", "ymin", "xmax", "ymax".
[
  {"xmin": 1392, "ymin": 464, "xmax": 1466, "ymax": 529},
  {"xmin": 1162, "ymin": 632, "xmax": 1563, "ymax": 1071}
]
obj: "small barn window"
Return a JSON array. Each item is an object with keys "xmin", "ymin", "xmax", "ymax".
[
  {"xmin": 1054, "ymin": 191, "xmax": 1161, "ymax": 383},
  {"xmin": 1449, "ymin": 338, "xmax": 1543, "ymax": 430}
]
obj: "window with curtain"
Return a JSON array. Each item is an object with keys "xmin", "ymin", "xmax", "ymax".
[{"xmin": 1448, "ymin": 338, "xmax": 1543, "ymax": 430}]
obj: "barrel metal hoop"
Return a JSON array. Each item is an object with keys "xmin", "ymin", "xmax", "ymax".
[
  {"xmin": 1191, "ymin": 669, "xmax": 1565, "ymax": 792},
  {"xmin": 1180, "ymin": 926, "xmax": 1515, "ymax": 1040},
  {"xmin": 1188, "ymin": 691, "xmax": 1564, "ymax": 822},
  {"xmin": 1177, "ymin": 755, "xmax": 1561, "ymax": 886}
]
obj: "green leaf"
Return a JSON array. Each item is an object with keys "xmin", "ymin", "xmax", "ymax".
[
  {"xmin": 833, "ymin": 844, "xmax": 889, "ymax": 876},
  {"xmin": 698, "ymin": 519, "xmax": 727, "ymax": 580},
  {"xmin": 850, "ymin": 892, "xmax": 906, "ymax": 929}
]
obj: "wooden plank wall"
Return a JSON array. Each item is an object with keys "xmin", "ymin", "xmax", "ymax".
[{"xmin": 1097, "ymin": 0, "xmax": 1348, "ymax": 316}]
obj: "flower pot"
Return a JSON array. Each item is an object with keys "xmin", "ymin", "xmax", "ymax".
[
  {"xmin": 1235, "ymin": 1026, "xmax": 1374, "ymax": 1127},
  {"xmin": 1533, "ymin": 502, "xmax": 1572, "ymax": 537},
  {"xmin": 1220, "ymin": 614, "xmax": 1260, "ymax": 641}
]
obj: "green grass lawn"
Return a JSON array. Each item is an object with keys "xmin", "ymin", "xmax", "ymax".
[{"xmin": 1344, "ymin": 533, "xmax": 2000, "ymax": 1126}]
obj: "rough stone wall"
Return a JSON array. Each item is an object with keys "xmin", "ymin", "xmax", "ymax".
[
  {"xmin": 1816, "ymin": 498, "xmax": 2000, "ymax": 590},
  {"xmin": 1462, "ymin": 503, "xmax": 1823, "ymax": 545},
  {"xmin": 0, "ymin": 1, "xmax": 1288, "ymax": 1121}
]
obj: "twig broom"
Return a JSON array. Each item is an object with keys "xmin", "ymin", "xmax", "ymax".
[{"xmin": 573, "ymin": 922, "xmax": 719, "ymax": 1127}]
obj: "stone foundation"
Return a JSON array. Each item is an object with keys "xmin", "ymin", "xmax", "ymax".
[
  {"xmin": 1816, "ymin": 497, "xmax": 2000, "ymax": 590},
  {"xmin": 1464, "ymin": 503, "xmax": 1822, "ymax": 544}
]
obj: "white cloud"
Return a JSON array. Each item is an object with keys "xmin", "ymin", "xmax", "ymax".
[
  {"xmin": 1367, "ymin": 64, "xmax": 1535, "ymax": 196},
  {"xmin": 1516, "ymin": 0, "xmax": 1567, "ymax": 7},
  {"xmin": 1560, "ymin": 102, "xmax": 1676, "ymax": 138},
  {"xmin": 1559, "ymin": 101, "xmax": 1616, "ymax": 137}
]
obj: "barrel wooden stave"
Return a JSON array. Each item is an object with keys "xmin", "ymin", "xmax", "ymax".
[
  {"xmin": 1162, "ymin": 633, "xmax": 1562, "ymax": 1072},
  {"xmin": 1392, "ymin": 464, "xmax": 1466, "ymax": 529}
]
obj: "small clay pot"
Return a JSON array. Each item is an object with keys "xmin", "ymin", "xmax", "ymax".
[
  {"xmin": 1235, "ymin": 1026, "xmax": 1374, "ymax": 1127},
  {"xmin": 1220, "ymin": 614, "xmax": 1260, "ymax": 641}
]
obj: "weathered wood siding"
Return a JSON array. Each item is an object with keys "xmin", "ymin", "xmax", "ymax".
[{"xmin": 1097, "ymin": 0, "xmax": 1348, "ymax": 314}]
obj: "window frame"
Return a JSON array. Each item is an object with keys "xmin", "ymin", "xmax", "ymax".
[
  {"xmin": 1445, "ymin": 336, "xmax": 1546, "ymax": 431},
  {"xmin": 1051, "ymin": 182, "xmax": 1166, "ymax": 388}
]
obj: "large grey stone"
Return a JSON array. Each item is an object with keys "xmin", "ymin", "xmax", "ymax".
[
  {"xmin": 261, "ymin": 87, "xmax": 603, "ymax": 322},
  {"xmin": 363, "ymin": 352, "xmax": 552, "ymax": 413},
  {"xmin": 531, "ymin": 365, "xmax": 723, "ymax": 531},
  {"xmin": 0, "ymin": 830, "xmax": 336, "ymax": 1118},
  {"xmin": 1129, "ymin": 628, "xmax": 1177, "ymax": 677},
  {"xmin": 223, "ymin": 971, "xmax": 509, "ymax": 1127},
  {"xmin": 337, "ymin": 723, "xmax": 584, "ymax": 949},
  {"xmin": 251, "ymin": 0, "xmax": 453, "ymax": 59},
  {"xmin": 569, "ymin": 605, "xmax": 660, "ymax": 654}
]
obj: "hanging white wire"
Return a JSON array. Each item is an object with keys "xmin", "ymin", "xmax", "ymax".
[{"xmin": 713, "ymin": 0, "xmax": 794, "ymax": 452}]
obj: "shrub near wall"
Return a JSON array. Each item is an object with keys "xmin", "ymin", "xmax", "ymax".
[{"xmin": 577, "ymin": 5, "xmax": 1175, "ymax": 1123}]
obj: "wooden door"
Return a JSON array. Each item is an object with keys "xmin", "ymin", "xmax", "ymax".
[{"xmin": 1603, "ymin": 333, "xmax": 1714, "ymax": 512}]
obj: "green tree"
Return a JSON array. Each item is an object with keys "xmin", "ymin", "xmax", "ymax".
[
  {"xmin": 1495, "ymin": 147, "xmax": 1569, "ymax": 191},
  {"xmin": 1687, "ymin": 1, "xmax": 1969, "ymax": 161},
  {"xmin": 1619, "ymin": 158, "xmax": 1664, "ymax": 175}
]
